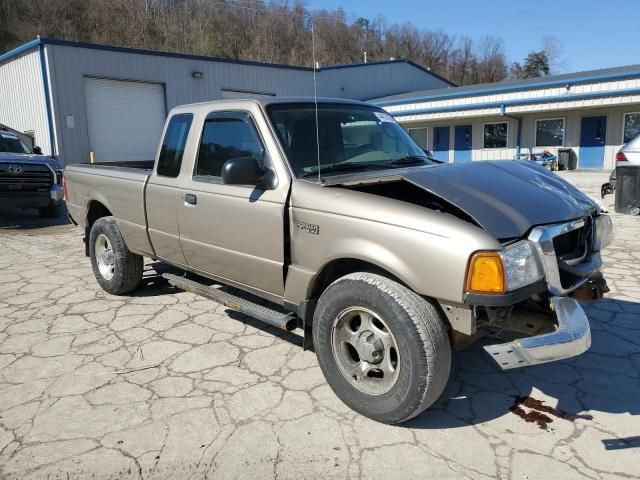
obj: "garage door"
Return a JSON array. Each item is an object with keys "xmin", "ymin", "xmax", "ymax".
[{"xmin": 84, "ymin": 77, "xmax": 165, "ymax": 163}]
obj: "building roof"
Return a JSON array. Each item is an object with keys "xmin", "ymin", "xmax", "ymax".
[
  {"xmin": 370, "ymin": 63, "xmax": 640, "ymax": 105},
  {"xmin": 0, "ymin": 37, "xmax": 454, "ymax": 84}
]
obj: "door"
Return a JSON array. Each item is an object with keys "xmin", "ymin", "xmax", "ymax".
[
  {"xmin": 433, "ymin": 126, "xmax": 450, "ymax": 162},
  {"xmin": 178, "ymin": 111, "xmax": 287, "ymax": 297},
  {"xmin": 146, "ymin": 113, "xmax": 194, "ymax": 265},
  {"xmin": 454, "ymin": 125, "xmax": 472, "ymax": 163},
  {"xmin": 84, "ymin": 77, "xmax": 165, "ymax": 162},
  {"xmin": 580, "ymin": 116, "xmax": 607, "ymax": 169}
]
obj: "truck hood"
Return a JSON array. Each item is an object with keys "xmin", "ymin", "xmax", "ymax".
[
  {"xmin": 0, "ymin": 152, "xmax": 62, "ymax": 170},
  {"xmin": 328, "ymin": 160, "xmax": 598, "ymax": 239}
]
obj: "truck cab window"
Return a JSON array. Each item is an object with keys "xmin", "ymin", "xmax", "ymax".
[
  {"xmin": 157, "ymin": 114, "xmax": 193, "ymax": 177},
  {"xmin": 195, "ymin": 113, "xmax": 264, "ymax": 178}
]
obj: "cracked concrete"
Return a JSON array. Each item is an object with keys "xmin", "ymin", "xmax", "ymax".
[{"xmin": 0, "ymin": 171, "xmax": 639, "ymax": 479}]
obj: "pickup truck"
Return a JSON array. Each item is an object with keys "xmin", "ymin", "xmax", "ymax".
[
  {"xmin": 0, "ymin": 129, "xmax": 64, "ymax": 217},
  {"xmin": 65, "ymin": 98, "xmax": 613, "ymax": 424}
]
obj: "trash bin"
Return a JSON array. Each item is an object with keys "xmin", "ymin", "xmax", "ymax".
[
  {"xmin": 557, "ymin": 149, "xmax": 572, "ymax": 170},
  {"xmin": 614, "ymin": 165, "xmax": 640, "ymax": 215}
]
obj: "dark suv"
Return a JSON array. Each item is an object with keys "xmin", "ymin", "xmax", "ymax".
[{"xmin": 0, "ymin": 129, "xmax": 64, "ymax": 217}]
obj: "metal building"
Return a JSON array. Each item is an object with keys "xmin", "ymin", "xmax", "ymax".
[
  {"xmin": 0, "ymin": 37, "xmax": 452, "ymax": 164},
  {"xmin": 372, "ymin": 65, "xmax": 640, "ymax": 170}
]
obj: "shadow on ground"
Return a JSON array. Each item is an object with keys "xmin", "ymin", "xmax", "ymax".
[
  {"xmin": 408, "ymin": 297, "xmax": 640, "ymax": 431},
  {"xmin": 0, "ymin": 204, "xmax": 71, "ymax": 230}
]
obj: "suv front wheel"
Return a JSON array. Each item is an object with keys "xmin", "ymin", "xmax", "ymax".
[{"xmin": 313, "ymin": 272, "xmax": 451, "ymax": 424}]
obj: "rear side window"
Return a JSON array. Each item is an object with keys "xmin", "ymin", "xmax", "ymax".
[
  {"xmin": 157, "ymin": 114, "xmax": 193, "ymax": 177},
  {"xmin": 195, "ymin": 112, "xmax": 264, "ymax": 178}
]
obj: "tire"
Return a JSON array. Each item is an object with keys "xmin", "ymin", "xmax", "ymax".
[
  {"xmin": 38, "ymin": 204, "xmax": 61, "ymax": 218},
  {"xmin": 313, "ymin": 272, "xmax": 451, "ymax": 424},
  {"xmin": 89, "ymin": 216, "xmax": 143, "ymax": 295}
]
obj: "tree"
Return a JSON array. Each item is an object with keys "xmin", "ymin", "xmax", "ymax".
[
  {"xmin": 510, "ymin": 50, "xmax": 550, "ymax": 79},
  {"xmin": 0, "ymin": 0, "xmax": 552, "ymax": 87}
]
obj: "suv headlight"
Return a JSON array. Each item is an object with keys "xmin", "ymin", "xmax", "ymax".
[{"xmin": 466, "ymin": 241, "xmax": 543, "ymax": 295}]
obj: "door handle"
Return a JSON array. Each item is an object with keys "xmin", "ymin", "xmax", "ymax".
[{"xmin": 184, "ymin": 193, "xmax": 197, "ymax": 205}]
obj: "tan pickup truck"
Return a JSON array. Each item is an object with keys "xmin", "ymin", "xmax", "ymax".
[{"xmin": 65, "ymin": 98, "xmax": 613, "ymax": 424}]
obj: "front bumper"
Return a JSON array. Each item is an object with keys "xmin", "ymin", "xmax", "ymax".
[{"xmin": 483, "ymin": 297, "xmax": 591, "ymax": 369}]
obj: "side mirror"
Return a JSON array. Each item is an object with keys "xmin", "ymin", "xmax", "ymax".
[
  {"xmin": 222, "ymin": 157, "xmax": 265, "ymax": 186},
  {"xmin": 33, "ymin": 146, "xmax": 43, "ymax": 155}
]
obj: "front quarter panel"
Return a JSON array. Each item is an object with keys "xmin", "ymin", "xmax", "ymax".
[{"xmin": 286, "ymin": 180, "xmax": 502, "ymax": 304}]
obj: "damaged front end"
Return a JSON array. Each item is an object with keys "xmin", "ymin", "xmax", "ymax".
[{"xmin": 459, "ymin": 214, "xmax": 612, "ymax": 369}]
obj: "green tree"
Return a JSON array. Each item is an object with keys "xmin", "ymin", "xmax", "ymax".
[{"xmin": 511, "ymin": 51, "xmax": 551, "ymax": 79}]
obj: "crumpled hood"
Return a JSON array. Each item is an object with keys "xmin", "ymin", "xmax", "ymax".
[
  {"xmin": 0, "ymin": 152, "xmax": 62, "ymax": 170},
  {"xmin": 402, "ymin": 160, "xmax": 597, "ymax": 239}
]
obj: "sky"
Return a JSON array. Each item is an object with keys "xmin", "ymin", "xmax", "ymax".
[{"xmin": 305, "ymin": 0, "xmax": 640, "ymax": 73}]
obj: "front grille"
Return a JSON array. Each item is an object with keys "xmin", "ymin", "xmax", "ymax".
[
  {"xmin": 529, "ymin": 217, "xmax": 601, "ymax": 296},
  {"xmin": 553, "ymin": 216, "xmax": 593, "ymax": 262},
  {"xmin": 0, "ymin": 163, "xmax": 53, "ymax": 196}
]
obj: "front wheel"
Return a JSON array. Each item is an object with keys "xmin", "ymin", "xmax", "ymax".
[
  {"xmin": 313, "ymin": 272, "xmax": 451, "ymax": 424},
  {"xmin": 89, "ymin": 216, "xmax": 143, "ymax": 295}
]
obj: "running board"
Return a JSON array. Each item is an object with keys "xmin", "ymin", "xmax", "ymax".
[{"xmin": 163, "ymin": 273, "xmax": 298, "ymax": 331}]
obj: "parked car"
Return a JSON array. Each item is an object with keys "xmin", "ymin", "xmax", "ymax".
[
  {"xmin": 0, "ymin": 129, "xmax": 64, "ymax": 217},
  {"xmin": 602, "ymin": 132, "xmax": 640, "ymax": 197},
  {"xmin": 65, "ymin": 98, "xmax": 613, "ymax": 424}
]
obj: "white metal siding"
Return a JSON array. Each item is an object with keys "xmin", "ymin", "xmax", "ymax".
[
  {"xmin": 83, "ymin": 77, "xmax": 165, "ymax": 162},
  {"xmin": 0, "ymin": 51, "xmax": 51, "ymax": 155}
]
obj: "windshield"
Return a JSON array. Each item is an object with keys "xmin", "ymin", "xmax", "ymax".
[
  {"xmin": 0, "ymin": 132, "xmax": 32, "ymax": 154},
  {"xmin": 267, "ymin": 103, "xmax": 432, "ymax": 178}
]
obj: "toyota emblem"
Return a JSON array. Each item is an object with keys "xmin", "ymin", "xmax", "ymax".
[{"xmin": 8, "ymin": 165, "xmax": 22, "ymax": 174}]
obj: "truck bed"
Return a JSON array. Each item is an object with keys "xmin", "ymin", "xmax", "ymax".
[{"xmin": 64, "ymin": 162, "xmax": 153, "ymax": 256}]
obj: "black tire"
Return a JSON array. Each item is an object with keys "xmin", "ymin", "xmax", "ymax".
[
  {"xmin": 38, "ymin": 204, "xmax": 61, "ymax": 218},
  {"xmin": 313, "ymin": 272, "xmax": 451, "ymax": 424},
  {"xmin": 89, "ymin": 216, "xmax": 143, "ymax": 295}
]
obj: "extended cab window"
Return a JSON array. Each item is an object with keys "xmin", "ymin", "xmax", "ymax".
[
  {"xmin": 195, "ymin": 112, "xmax": 265, "ymax": 178},
  {"xmin": 157, "ymin": 114, "xmax": 193, "ymax": 177}
]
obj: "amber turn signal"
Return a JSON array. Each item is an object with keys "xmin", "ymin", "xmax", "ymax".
[{"xmin": 466, "ymin": 252, "xmax": 506, "ymax": 294}]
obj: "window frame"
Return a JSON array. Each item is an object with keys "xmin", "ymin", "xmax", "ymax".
[
  {"xmin": 192, "ymin": 110, "xmax": 269, "ymax": 185},
  {"xmin": 622, "ymin": 112, "xmax": 640, "ymax": 144},
  {"xmin": 482, "ymin": 121, "xmax": 509, "ymax": 149},
  {"xmin": 155, "ymin": 113, "xmax": 194, "ymax": 178},
  {"xmin": 535, "ymin": 117, "xmax": 566, "ymax": 148}
]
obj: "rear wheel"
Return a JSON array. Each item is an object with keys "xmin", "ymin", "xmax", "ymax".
[
  {"xmin": 89, "ymin": 216, "xmax": 143, "ymax": 295},
  {"xmin": 313, "ymin": 272, "xmax": 451, "ymax": 424}
]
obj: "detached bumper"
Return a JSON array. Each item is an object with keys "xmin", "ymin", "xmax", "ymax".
[{"xmin": 484, "ymin": 297, "xmax": 591, "ymax": 369}]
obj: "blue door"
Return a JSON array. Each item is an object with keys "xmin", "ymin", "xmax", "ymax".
[
  {"xmin": 580, "ymin": 116, "xmax": 607, "ymax": 169},
  {"xmin": 454, "ymin": 125, "xmax": 472, "ymax": 163},
  {"xmin": 433, "ymin": 126, "xmax": 450, "ymax": 162}
]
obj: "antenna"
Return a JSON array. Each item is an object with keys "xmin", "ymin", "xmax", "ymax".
[{"xmin": 311, "ymin": 21, "xmax": 321, "ymax": 182}]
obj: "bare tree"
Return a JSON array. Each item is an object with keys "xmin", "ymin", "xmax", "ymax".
[{"xmin": 0, "ymin": 0, "xmax": 540, "ymax": 86}]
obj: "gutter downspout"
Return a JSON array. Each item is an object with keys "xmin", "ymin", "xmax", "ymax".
[
  {"xmin": 37, "ymin": 38, "xmax": 56, "ymax": 158},
  {"xmin": 501, "ymin": 104, "xmax": 522, "ymax": 159}
]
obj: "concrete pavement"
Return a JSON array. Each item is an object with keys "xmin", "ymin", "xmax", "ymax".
[{"xmin": 0, "ymin": 171, "xmax": 638, "ymax": 479}]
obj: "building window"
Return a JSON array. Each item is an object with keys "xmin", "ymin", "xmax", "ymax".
[
  {"xmin": 408, "ymin": 128, "xmax": 428, "ymax": 149},
  {"xmin": 623, "ymin": 113, "xmax": 640, "ymax": 143},
  {"xmin": 483, "ymin": 122, "xmax": 508, "ymax": 149},
  {"xmin": 535, "ymin": 118, "xmax": 565, "ymax": 147}
]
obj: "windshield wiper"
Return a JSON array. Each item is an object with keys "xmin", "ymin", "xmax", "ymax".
[
  {"xmin": 302, "ymin": 162, "xmax": 384, "ymax": 177},
  {"xmin": 387, "ymin": 155, "xmax": 431, "ymax": 165}
]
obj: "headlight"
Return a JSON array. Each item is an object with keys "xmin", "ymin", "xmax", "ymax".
[
  {"xmin": 501, "ymin": 240, "xmax": 544, "ymax": 291},
  {"xmin": 466, "ymin": 241, "xmax": 543, "ymax": 295},
  {"xmin": 594, "ymin": 214, "xmax": 614, "ymax": 250}
]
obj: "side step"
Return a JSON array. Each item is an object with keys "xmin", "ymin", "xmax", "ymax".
[{"xmin": 163, "ymin": 273, "xmax": 298, "ymax": 331}]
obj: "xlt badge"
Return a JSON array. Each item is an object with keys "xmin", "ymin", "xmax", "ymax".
[{"xmin": 296, "ymin": 222, "xmax": 319, "ymax": 235}]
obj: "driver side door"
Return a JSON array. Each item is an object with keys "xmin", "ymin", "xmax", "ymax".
[{"xmin": 177, "ymin": 110, "xmax": 287, "ymax": 299}]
